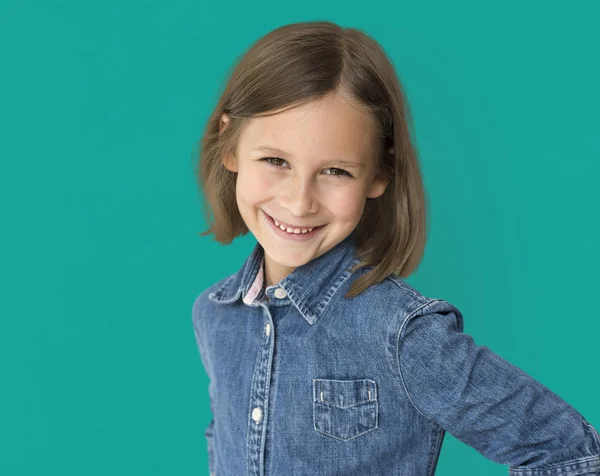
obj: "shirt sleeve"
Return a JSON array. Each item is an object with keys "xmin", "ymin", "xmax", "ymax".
[
  {"xmin": 395, "ymin": 298, "xmax": 600, "ymax": 476},
  {"xmin": 192, "ymin": 298, "xmax": 216, "ymax": 475}
]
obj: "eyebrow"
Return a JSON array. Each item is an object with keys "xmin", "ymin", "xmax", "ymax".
[{"xmin": 254, "ymin": 146, "xmax": 366, "ymax": 170}]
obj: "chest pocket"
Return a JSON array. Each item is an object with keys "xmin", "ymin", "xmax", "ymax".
[{"xmin": 312, "ymin": 378, "xmax": 378, "ymax": 441}]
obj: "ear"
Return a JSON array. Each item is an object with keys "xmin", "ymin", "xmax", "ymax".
[
  {"xmin": 222, "ymin": 153, "xmax": 238, "ymax": 173},
  {"xmin": 219, "ymin": 113, "xmax": 238, "ymax": 173},
  {"xmin": 219, "ymin": 112, "xmax": 231, "ymax": 135},
  {"xmin": 367, "ymin": 173, "xmax": 389, "ymax": 199},
  {"xmin": 366, "ymin": 146, "xmax": 393, "ymax": 199}
]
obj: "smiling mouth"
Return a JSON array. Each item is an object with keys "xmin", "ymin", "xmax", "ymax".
[{"xmin": 265, "ymin": 212, "xmax": 324, "ymax": 233}]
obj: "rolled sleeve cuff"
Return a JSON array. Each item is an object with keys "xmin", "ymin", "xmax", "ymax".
[{"xmin": 509, "ymin": 455, "xmax": 600, "ymax": 476}]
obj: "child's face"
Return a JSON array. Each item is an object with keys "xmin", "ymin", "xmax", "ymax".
[{"xmin": 221, "ymin": 92, "xmax": 388, "ymax": 287}]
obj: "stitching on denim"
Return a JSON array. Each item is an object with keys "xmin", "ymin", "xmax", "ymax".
[
  {"xmin": 245, "ymin": 306, "xmax": 272, "ymax": 476},
  {"xmin": 313, "ymin": 378, "xmax": 377, "ymax": 406},
  {"xmin": 586, "ymin": 419, "xmax": 600, "ymax": 452},
  {"xmin": 427, "ymin": 425, "xmax": 446, "ymax": 476},
  {"xmin": 312, "ymin": 377, "xmax": 379, "ymax": 441},
  {"xmin": 283, "ymin": 259, "xmax": 357, "ymax": 324},
  {"xmin": 208, "ymin": 274, "xmax": 238, "ymax": 303},
  {"xmin": 393, "ymin": 298, "xmax": 440, "ymax": 420},
  {"xmin": 508, "ymin": 454, "xmax": 600, "ymax": 474}
]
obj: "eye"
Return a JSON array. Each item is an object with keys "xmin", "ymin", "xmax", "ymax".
[
  {"xmin": 262, "ymin": 157, "xmax": 287, "ymax": 168},
  {"xmin": 260, "ymin": 157, "xmax": 352, "ymax": 178},
  {"xmin": 324, "ymin": 168, "xmax": 352, "ymax": 178}
]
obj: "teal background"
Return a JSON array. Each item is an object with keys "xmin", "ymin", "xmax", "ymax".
[{"xmin": 1, "ymin": 0, "xmax": 598, "ymax": 474}]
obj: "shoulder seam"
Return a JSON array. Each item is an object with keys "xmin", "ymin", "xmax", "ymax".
[
  {"xmin": 384, "ymin": 274, "xmax": 431, "ymax": 305},
  {"xmin": 391, "ymin": 297, "xmax": 438, "ymax": 421}
]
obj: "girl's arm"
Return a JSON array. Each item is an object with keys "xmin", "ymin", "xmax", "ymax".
[{"xmin": 395, "ymin": 298, "xmax": 600, "ymax": 476}]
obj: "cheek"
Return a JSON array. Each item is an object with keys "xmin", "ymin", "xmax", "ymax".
[
  {"xmin": 325, "ymin": 187, "xmax": 366, "ymax": 219},
  {"xmin": 236, "ymin": 169, "xmax": 273, "ymax": 203}
]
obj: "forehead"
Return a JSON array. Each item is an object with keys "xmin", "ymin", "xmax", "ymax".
[{"xmin": 239, "ymin": 95, "xmax": 377, "ymax": 164}]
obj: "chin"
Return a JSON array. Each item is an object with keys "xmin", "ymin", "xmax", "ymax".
[{"xmin": 267, "ymin": 249, "xmax": 313, "ymax": 267}]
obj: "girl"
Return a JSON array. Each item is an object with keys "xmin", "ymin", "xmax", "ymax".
[{"xmin": 191, "ymin": 21, "xmax": 599, "ymax": 476}]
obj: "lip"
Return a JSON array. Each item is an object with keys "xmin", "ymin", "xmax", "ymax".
[{"xmin": 263, "ymin": 211, "xmax": 325, "ymax": 241}]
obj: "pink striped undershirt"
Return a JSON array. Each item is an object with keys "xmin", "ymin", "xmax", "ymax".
[{"xmin": 242, "ymin": 255, "xmax": 266, "ymax": 305}]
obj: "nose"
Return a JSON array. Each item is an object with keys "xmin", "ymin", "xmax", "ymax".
[{"xmin": 278, "ymin": 175, "xmax": 318, "ymax": 216}]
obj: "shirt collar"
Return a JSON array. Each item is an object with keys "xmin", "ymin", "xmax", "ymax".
[{"xmin": 207, "ymin": 230, "xmax": 362, "ymax": 325}]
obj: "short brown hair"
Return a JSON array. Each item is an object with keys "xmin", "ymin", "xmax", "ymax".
[{"xmin": 195, "ymin": 21, "xmax": 428, "ymax": 299}]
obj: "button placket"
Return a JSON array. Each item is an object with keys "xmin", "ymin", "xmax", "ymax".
[{"xmin": 246, "ymin": 303, "xmax": 275, "ymax": 476}]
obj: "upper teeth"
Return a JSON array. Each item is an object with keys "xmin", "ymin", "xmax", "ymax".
[{"xmin": 273, "ymin": 219, "xmax": 315, "ymax": 234}]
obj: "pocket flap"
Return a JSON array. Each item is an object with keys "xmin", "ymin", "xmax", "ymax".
[{"xmin": 313, "ymin": 378, "xmax": 377, "ymax": 407}]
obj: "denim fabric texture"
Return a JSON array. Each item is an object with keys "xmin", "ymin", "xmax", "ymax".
[{"xmin": 192, "ymin": 232, "xmax": 600, "ymax": 475}]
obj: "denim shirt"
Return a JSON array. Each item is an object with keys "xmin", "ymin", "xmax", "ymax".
[{"xmin": 192, "ymin": 232, "xmax": 600, "ymax": 476}]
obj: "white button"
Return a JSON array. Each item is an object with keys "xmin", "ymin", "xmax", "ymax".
[
  {"xmin": 265, "ymin": 323, "xmax": 271, "ymax": 336},
  {"xmin": 274, "ymin": 288, "xmax": 287, "ymax": 299},
  {"xmin": 252, "ymin": 407, "xmax": 262, "ymax": 423}
]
